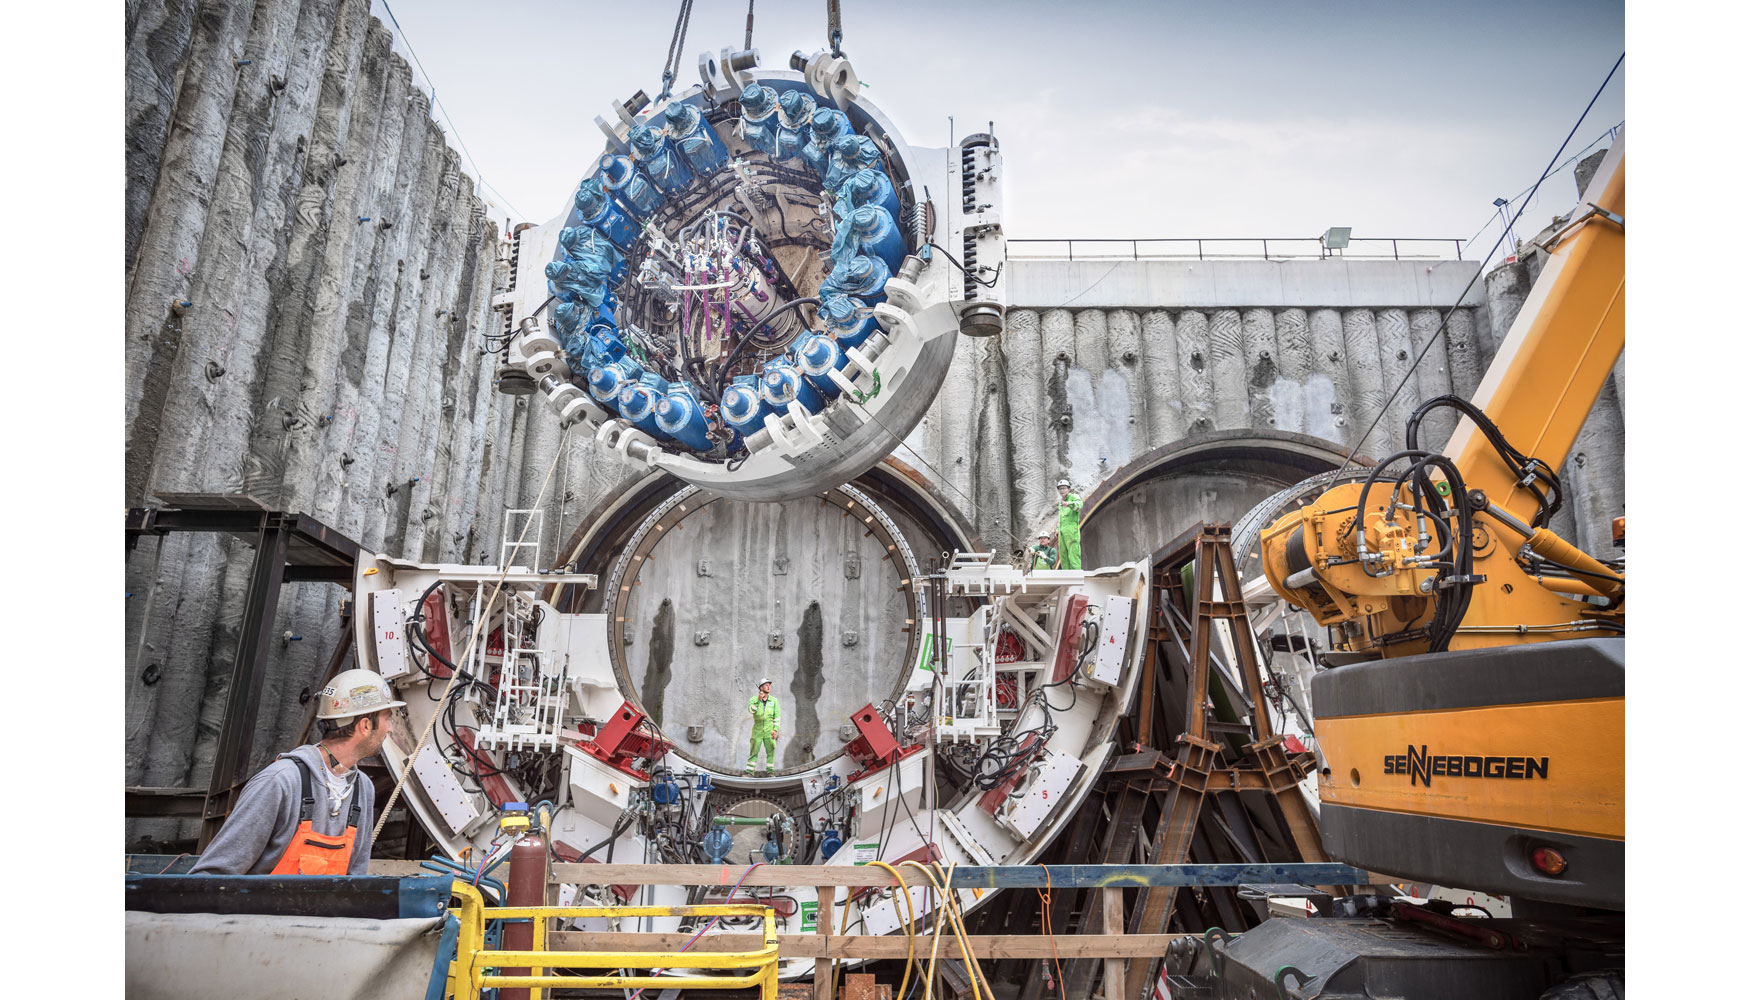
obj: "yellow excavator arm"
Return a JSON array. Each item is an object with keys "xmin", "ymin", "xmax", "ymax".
[{"xmin": 1260, "ymin": 137, "xmax": 1625, "ymax": 657}]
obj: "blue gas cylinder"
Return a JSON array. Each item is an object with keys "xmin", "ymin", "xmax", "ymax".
[
  {"xmin": 760, "ymin": 358, "xmax": 824, "ymax": 414},
  {"xmin": 629, "ymin": 123, "xmax": 692, "ymax": 195},
  {"xmin": 655, "ymin": 382, "xmax": 714, "ymax": 452},
  {"xmin": 738, "ymin": 83, "xmax": 780, "ymax": 156},
  {"xmin": 836, "ymin": 168, "xmax": 902, "ymax": 226},
  {"xmin": 820, "ymin": 254, "xmax": 890, "ymax": 305},
  {"xmin": 774, "ymin": 90, "xmax": 816, "ymax": 161},
  {"xmin": 818, "ymin": 293, "xmax": 881, "ymax": 349},
  {"xmin": 846, "ymin": 205, "xmax": 908, "ymax": 273},
  {"xmin": 587, "ymin": 357, "xmax": 643, "ymax": 412},
  {"xmin": 720, "ymin": 375, "xmax": 771, "ymax": 438},
  {"xmin": 617, "ymin": 372, "xmax": 671, "ymax": 436},
  {"xmin": 572, "ymin": 179, "xmax": 638, "ymax": 250},
  {"xmin": 664, "ymin": 102, "xmax": 727, "ymax": 176},
  {"xmin": 794, "ymin": 333, "xmax": 847, "ymax": 398},
  {"xmin": 597, "ymin": 153, "xmax": 664, "ymax": 218}
]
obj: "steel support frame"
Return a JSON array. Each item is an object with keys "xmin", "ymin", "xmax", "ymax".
[
  {"xmin": 124, "ymin": 499, "xmax": 360, "ymax": 846},
  {"xmin": 1120, "ymin": 524, "xmax": 1328, "ymax": 1000}
]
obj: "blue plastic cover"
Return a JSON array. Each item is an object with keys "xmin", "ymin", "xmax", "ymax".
[
  {"xmin": 824, "ymin": 135, "xmax": 881, "ymax": 191},
  {"xmin": 819, "ymin": 253, "xmax": 890, "ymax": 304},
  {"xmin": 630, "ymin": 123, "xmax": 693, "ymax": 194},
  {"xmin": 836, "ymin": 168, "xmax": 903, "ymax": 225},
  {"xmin": 802, "ymin": 109, "xmax": 852, "ymax": 178},
  {"xmin": 665, "ymin": 102, "xmax": 727, "ymax": 175},
  {"xmin": 571, "ymin": 179, "xmax": 638, "ymax": 249},
  {"xmin": 739, "ymin": 84, "xmax": 780, "ymax": 156}
]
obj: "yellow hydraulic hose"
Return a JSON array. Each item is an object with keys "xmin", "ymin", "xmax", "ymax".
[
  {"xmin": 847, "ymin": 861, "xmax": 918, "ymax": 1000},
  {"xmin": 900, "ymin": 860, "xmax": 996, "ymax": 1000}
]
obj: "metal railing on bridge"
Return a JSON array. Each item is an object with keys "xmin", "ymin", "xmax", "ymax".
[{"xmin": 1007, "ymin": 236, "xmax": 1467, "ymax": 262}]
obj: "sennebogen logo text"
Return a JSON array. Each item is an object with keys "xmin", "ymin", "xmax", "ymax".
[{"xmin": 1383, "ymin": 745, "xmax": 1549, "ymax": 787}]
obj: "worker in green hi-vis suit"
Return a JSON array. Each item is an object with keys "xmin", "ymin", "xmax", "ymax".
[
  {"xmin": 1028, "ymin": 531, "xmax": 1059, "ymax": 570},
  {"xmin": 746, "ymin": 677, "xmax": 780, "ymax": 775},
  {"xmin": 1055, "ymin": 479, "xmax": 1084, "ymax": 569}
]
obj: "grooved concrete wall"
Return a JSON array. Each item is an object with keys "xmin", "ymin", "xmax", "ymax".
[{"xmin": 123, "ymin": 0, "xmax": 515, "ymax": 844}]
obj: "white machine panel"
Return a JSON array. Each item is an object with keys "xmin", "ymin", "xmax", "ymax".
[
  {"xmin": 938, "ymin": 810, "xmax": 997, "ymax": 867},
  {"xmin": 372, "ymin": 589, "xmax": 410, "ymax": 681},
  {"xmin": 410, "ymin": 743, "xmax": 481, "ymax": 834},
  {"xmin": 857, "ymin": 750, "xmax": 928, "ymax": 818},
  {"xmin": 862, "ymin": 884, "xmax": 934, "ymax": 937},
  {"xmin": 565, "ymin": 744, "xmax": 636, "ymax": 818},
  {"xmin": 1089, "ymin": 596, "xmax": 1133, "ymax": 688},
  {"xmin": 996, "ymin": 749, "xmax": 1083, "ymax": 840}
]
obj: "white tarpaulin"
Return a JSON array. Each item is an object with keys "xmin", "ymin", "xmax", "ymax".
[{"xmin": 126, "ymin": 912, "xmax": 446, "ymax": 1000}]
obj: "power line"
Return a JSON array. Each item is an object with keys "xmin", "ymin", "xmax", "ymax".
[
  {"xmin": 1459, "ymin": 120, "xmax": 1625, "ymax": 262},
  {"xmin": 376, "ymin": 0, "xmax": 530, "ymax": 222},
  {"xmin": 1333, "ymin": 51, "xmax": 1625, "ymax": 481}
]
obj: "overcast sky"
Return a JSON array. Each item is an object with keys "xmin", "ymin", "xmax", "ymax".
[{"xmin": 374, "ymin": 0, "xmax": 1623, "ymax": 262}]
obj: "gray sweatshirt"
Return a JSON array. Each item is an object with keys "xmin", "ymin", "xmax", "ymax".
[{"xmin": 190, "ymin": 744, "xmax": 375, "ymax": 875}]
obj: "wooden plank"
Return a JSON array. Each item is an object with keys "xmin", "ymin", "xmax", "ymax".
[
  {"xmin": 371, "ymin": 860, "xmax": 1375, "ymax": 888},
  {"xmin": 816, "ymin": 885, "xmax": 835, "ymax": 1000},
  {"xmin": 527, "ymin": 862, "xmax": 1373, "ymax": 889},
  {"xmin": 1100, "ymin": 888, "xmax": 1125, "ymax": 1000},
  {"xmin": 543, "ymin": 932, "xmax": 1192, "ymax": 960}
]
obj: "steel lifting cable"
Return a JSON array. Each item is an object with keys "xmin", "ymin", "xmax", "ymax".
[
  {"xmin": 1332, "ymin": 51, "xmax": 1624, "ymax": 481},
  {"xmin": 828, "ymin": 0, "xmax": 844, "ymax": 57},
  {"xmin": 745, "ymin": 0, "xmax": 756, "ymax": 51},
  {"xmin": 657, "ymin": 0, "xmax": 696, "ymax": 102},
  {"xmin": 370, "ymin": 426, "xmax": 574, "ymax": 845}
]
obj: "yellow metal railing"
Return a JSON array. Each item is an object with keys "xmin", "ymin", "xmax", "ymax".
[{"xmin": 448, "ymin": 882, "xmax": 779, "ymax": 999}]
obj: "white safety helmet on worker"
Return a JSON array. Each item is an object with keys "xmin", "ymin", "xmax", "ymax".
[
  {"xmin": 759, "ymin": 677, "xmax": 773, "ymax": 687},
  {"xmin": 317, "ymin": 668, "xmax": 407, "ymax": 722},
  {"xmin": 1057, "ymin": 478, "xmax": 1070, "ymax": 488}
]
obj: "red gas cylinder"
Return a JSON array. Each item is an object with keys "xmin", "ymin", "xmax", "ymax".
[{"xmin": 501, "ymin": 811, "xmax": 549, "ymax": 1000}]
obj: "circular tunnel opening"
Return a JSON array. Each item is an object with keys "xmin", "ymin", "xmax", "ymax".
[{"xmin": 554, "ymin": 462, "xmax": 976, "ymax": 776}]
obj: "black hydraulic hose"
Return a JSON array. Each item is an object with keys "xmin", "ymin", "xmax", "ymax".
[
  {"xmin": 1349, "ymin": 450, "xmax": 1435, "ymax": 545},
  {"xmin": 711, "ymin": 296, "xmax": 820, "ymax": 398}
]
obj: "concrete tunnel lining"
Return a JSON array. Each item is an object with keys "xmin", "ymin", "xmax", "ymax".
[{"xmin": 549, "ymin": 465, "xmax": 978, "ymax": 776}]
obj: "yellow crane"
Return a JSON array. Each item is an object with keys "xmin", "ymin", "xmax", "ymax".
[{"xmin": 1255, "ymin": 137, "xmax": 1625, "ymax": 913}]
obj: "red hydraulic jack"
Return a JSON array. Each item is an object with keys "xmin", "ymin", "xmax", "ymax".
[
  {"xmin": 569, "ymin": 701, "xmax": 674, "ymax": 781},
  {"xmin": 843, "ymin": 703, "xmax": 923, "ymax": 783}
]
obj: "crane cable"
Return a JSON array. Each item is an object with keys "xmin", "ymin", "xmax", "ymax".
[
  {"xmin": 828, "ymin": 0, "xmax": 844, "ymax": 57},
  {"xmin": 1332, "ymin": 51, "xmax": 1625, "ymax": 481},
  {"xmin": 657, "ymin": 0, "xmax": 696, "ymax": 102}
]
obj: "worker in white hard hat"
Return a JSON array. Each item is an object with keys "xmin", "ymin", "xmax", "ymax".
[
  {"xmin": 746, "ymin": 677, "xmax": 781, "ymax": 776},
  {"xmin": 191, "ymin": 669, "xmax": 405, "ymax": 876},
  {"xmin": 1055, "ymin": 478, "xmax": 1084, "ymax": 570},
  {"xmin": 1028, "ymin": 530, "xmax": 1059, "ymax": 571}
]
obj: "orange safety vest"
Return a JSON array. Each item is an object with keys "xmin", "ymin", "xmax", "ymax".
[{"xmin": 269, "ymin": 755, "xmax": 361, "ymax": 876}]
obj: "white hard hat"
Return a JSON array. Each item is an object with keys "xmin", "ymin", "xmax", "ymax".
[
  {"xmin": 1057, "ymin": 478, "xmax": 1070, "ymax": 487},
  {"xmin": 759, "ymin": 677, "xmax": 773, "ymax": 687},
  {"xmin": 318, "ymin": 668, "xmax": 407, "ymax": 721},
  {"xmin": 1038, "ymin": 531, "xmax": 1051, "ymax": 539}
]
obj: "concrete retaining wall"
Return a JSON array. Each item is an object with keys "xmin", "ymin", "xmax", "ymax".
[{"xmin": 123, "ymin": 0, "xmax": 515, "ymax": 844}]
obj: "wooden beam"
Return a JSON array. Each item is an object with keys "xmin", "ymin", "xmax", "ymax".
[
  {"xmin": 1100, "ymin": 888, "xmax": 1125, "ymax": 1000},
  {"xmin": 368, "ymin": 861, "xmax": 1373, "ymax": 888},
  {"xmin": 543, "ymin": 932, "xmax": 1193, "ymax": 960},
  {"xmin": 816, "ymin": 885, "xmax": 835, "ymax": 1000}
]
